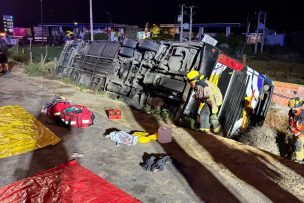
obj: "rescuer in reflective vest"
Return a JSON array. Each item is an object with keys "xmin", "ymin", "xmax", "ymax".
[
  {"xmin": 186, "ymin": 70, "xmax": 223, "ymax": 133},
  {"xmin": 288, "ymin": 97, "xmax": 304, "ymax": 164}
]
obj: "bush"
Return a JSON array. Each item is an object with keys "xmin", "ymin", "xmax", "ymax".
[
  {"xmin": 8, "ymin": 47, "xmax": 29, "ymax": 63},
  {"xmin": 24, "ymin": 62, "xmax": 56, "ymax": 77},
  {"xmin": 237, "ymin": 126, "xmax": 280, "ymax": 155},
  {"xmin": 84, "ymin": 33, "xmax": 109, "ymax": 41},
  {"xmin": 143, "ymin": 106, "xmax": 172, "ymax": 122},
  {"xmin": 181, "ymin": 116, "xmax": 196, "ymax": 130},
  {"xmin": 30, "ymin": 46, "xmax": 63, "ymax": 63}
]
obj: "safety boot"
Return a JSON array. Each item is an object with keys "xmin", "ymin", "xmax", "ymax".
[
  {"xmin": 199, "ymin": 128, "xmax": 210, "ymax": 133},
  {"xmin": 212, "ymin": 126, "xmax": 222, "ymax": 134}
]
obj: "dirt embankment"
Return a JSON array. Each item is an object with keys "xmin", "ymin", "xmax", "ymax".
[{"xmin": 9, "ymin": 66, "xmax": 304, "ymax": 202}]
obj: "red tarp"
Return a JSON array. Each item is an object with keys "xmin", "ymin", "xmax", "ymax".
[{"xmin": 0, "ymin": 160, "xmax": 140, "ymax": 203}]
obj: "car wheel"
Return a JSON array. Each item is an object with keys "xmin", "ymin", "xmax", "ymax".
[
  {"xmin": 138, "ymin": 40, "xmax": 160, "ymax": 52},
  {"xmin": 119, "ymin": 47, "xmax": 134, "ymax": 58},
  {"xmin": 122, "ymin": 38, "xmax": 138, "ymax": 49}
]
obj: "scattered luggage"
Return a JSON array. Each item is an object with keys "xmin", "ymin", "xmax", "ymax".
[
  {"xmin": 60, "ymin": 105, "xmax": 95, "ymax": 128},
  {"xmin": 42, "ymin": 96, "xmax": 70, "ymax": 118},
  {"xmin": 105, "ymin": 131, "xmax": 138, "ymax": 146},
  {"xmin": 42, "ymin": 96, "xmax": 95, "ymax": 128}
]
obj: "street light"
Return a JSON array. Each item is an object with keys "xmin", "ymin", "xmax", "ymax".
[
  {"xmin": 40, "ymin": 0, "xmax": 44, "ymax": 44},
  {"xmin": 40, "ymin": 0, "xmax": 43, "ymax": 25},
  {"xmin": 89, "ymin": 0, "xmax": 94, "ymax": 41}
]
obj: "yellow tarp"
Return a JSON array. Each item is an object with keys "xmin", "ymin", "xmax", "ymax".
[{"xmin": 0, "ymin": 106, "xmax": 61, "ymax": 159}]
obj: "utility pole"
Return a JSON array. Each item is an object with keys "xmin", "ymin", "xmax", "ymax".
[
  {"xmin": 189, "ymin": 6, "xmax": 193, "ymax": 42},
  {"xmin": 261, "ymin": 12, "xmax": 267, "ymax": 53},
  {"xmin": 179, "ymin": 4, "xmax": 185, "ymax": 42},
  {"xmin": 105, "ymin": 11, "xmax": 110, "ymax": 34},
  {"xmin": 89, "ymin": 0, "xmax": 94, "ymax": 41},
  {"xmin": 254, "ymin": 11, "xmax": 261, "ymax": 54},
  {"xmin": 40, "ymin": 0, "xmax": 43, "ymax": 28},
  {"xmin": 188, "ymin": 6, "xmax": 197, "ymax": 42},
  {"xmin": 40, "ymin": 0, "xmax": 44, "ymax": 44}
]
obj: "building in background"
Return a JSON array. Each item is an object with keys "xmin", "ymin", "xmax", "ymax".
[
  {"xmin": 247, "ymin": 22, "xmax": 285, "ymax": 47},
  {"xmin": 160, "ymin": 23, "xmax": 241, "ymax": 41},
  {"xmin": 36, "ymin": 23, "xmax": 138, "ymax": 43},
  {"xmin": 2, "ymin": 15, "xmax": 14, "ymax": 35}
]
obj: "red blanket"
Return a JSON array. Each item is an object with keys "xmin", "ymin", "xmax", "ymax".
[{"xmin": 0, "ymin": 160, "xmax": 140, "ymax": 203}]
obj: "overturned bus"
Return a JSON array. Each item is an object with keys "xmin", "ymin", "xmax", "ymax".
[{"xmin": 56, "ymin": 37, "xmax": 273, "ymax": 137}]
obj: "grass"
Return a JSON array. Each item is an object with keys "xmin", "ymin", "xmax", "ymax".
[
  {"xmin": 59, "ymin": 77, "xmax": 91, "ymax": 92},
  {"xmin": 143, "ymin": 106, "xmax": 172, "ymax": 123},
  {"xmin": 8, "ymin": 47, "xmax": 29, "ymax": 63},
  {"xmin": 58, "ymin": 77, "xmax": 110, "ymax": 98},
  {"xmin": 8, "ymin": 45, "xmax": 63, "ymax": 64},
  {"xmin": 24, "ymin": 62, "xmax": 56, "ymax": 77},
  {"xmin": 30, "ymin": 46, "xmax": 63, "ymax": 63},
  {"xmin": 181, "ymin": 116, "xmax": 197, "ymax": 130},
  {"xmin": 246, "ymin": 58, "xmax": 304, "ymax": 84}
]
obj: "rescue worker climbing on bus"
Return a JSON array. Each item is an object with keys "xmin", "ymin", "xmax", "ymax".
[
  {"xmin": 186, "ymin": 70, "xmax": 223, "ymax": 134},
  {"xmin": 288, "ymin": 97, "xmax": 304, "ymax": 164}
]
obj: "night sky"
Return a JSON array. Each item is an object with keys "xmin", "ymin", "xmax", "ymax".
[{"xmin": 0, "ymin": 0, "xmax": 303, "ymax": 32}]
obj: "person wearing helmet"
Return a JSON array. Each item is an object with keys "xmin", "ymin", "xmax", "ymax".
[
  {"xmin": 288, "ymin": 97, "xmax": 304, "ymax": 164},
  {"xmin": 0, "ymin": 33, "xmax": 9, "ymax": 74},
  {"xmin": 186, "ymin": 70, "xmax": 223, "ymax": 133}
]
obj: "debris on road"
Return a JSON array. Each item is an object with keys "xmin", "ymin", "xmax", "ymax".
[
  {"xmin": 71, "ymin": 152, "xmax": 85, "ymax": 158},
  {"xmin": 105, "ymin": 131, "xmax": 138, "ymax": 146},
  {"xmin": 133, "ymin": 131, "xmax": 158, "ymax": 143},
  {"xmin": 142, "ymin": 154, "xmax": 172, "ymax": 172}
]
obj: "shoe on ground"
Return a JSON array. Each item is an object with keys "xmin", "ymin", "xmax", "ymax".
[
  {"xmin": 294, "ymin": 160, "xmax": 304, "ymax": 164},
  {"xmin": 212, "ymin": 126, "xmax": 222, "ymax": 134},
  {"xmin": 2, "ymin": 72, "xmax": 13, "ymax": 78}
]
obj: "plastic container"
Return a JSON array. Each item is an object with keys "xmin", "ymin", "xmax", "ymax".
[
  {"xmin": 157, "ymin": 126, "xmax": 172, "ymax": 143},
  {"xmin": 107, "ymin": 109, "xmax": 121, "ymax": 120}
]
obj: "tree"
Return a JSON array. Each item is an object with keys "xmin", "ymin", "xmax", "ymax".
[{"xmin": 151, "ymin": 24, "xmax": 161, "ymax": 37}]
